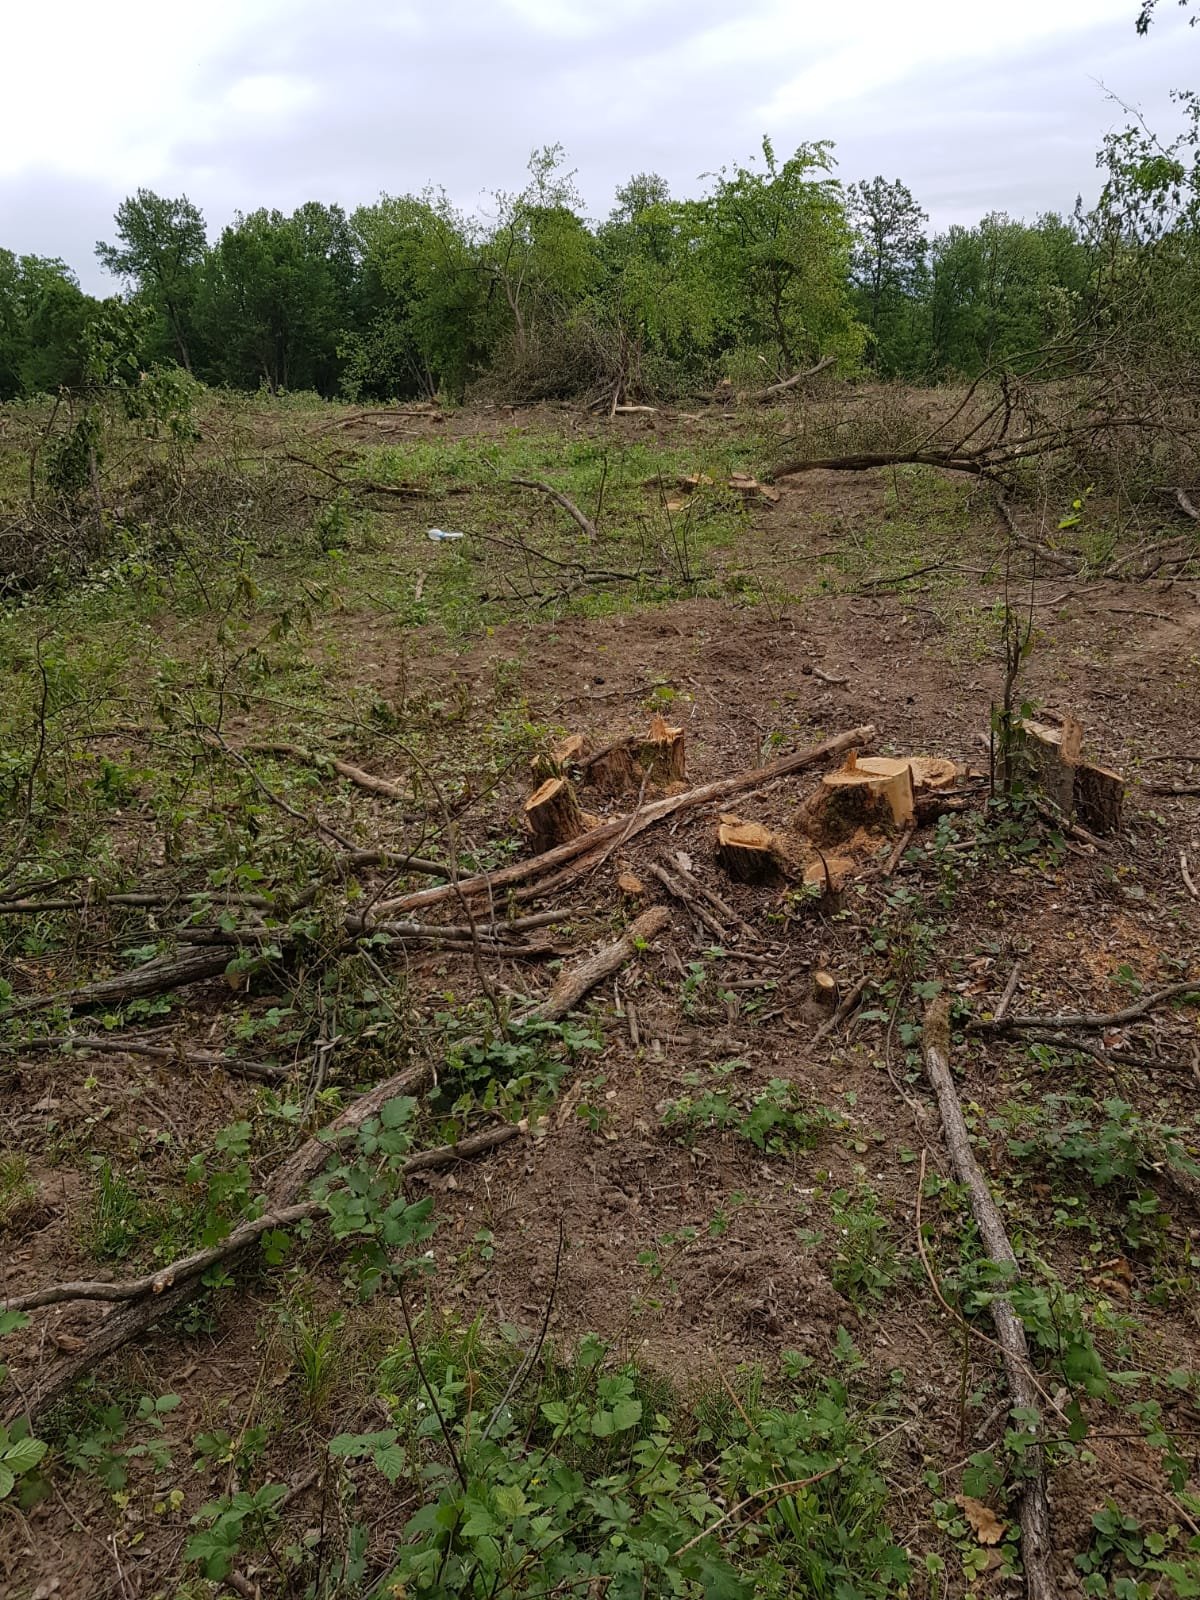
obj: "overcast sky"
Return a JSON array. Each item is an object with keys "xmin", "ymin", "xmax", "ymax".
[{"xmin": 1, "ymin": 0, "xmax": 1193, "ymax": 293}]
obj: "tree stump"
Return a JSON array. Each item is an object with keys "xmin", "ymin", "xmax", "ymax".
[
  {"xmin": 524, "ymin": 777, "xmax": 590, "ymax": 853},
  {"xmin": 531, "ymin": 733, "xmax": 591, "ymax": 784},
  {"xmin": 803, "ymin": 751, "xmax": 915, "ymax": 841},
  {"xmin": 716, "ymin": 816, "xmax": 785, "ymax": 883},
  {"xmin": 639, "ymin": 714, "xmax": 686, "ymax": 786},
  {"xmin": 584, "ymin": 739, "xmax": 643, "ymax": 797},
  {"xmin": 813, "ymin": 970, "xmax": 839, "ymax": 1010},
  {"xmin": 1016, "ymin": 718, "xmax": 1123, "ymax": 834}
]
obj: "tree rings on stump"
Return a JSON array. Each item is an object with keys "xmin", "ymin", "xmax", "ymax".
[
  {"xmin": 716, "ymin": 816, "xmax": 786, "ymax": 883},
  {"xmin": 524, "ymin": 777, "xmax": 592, "ymax": 853},
  {"xmin": 803, "ymin": 751, "xmax": 915, "ymax": 842}
]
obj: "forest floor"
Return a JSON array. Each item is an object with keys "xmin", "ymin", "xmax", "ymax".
[{"xmin": 1, "ymin": 394, "xmax": 1199, "ymax": 1599}]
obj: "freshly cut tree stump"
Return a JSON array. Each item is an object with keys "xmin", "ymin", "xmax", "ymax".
[
  {"xmin": 716, "ymin": 816, "xmax": 786, "ymax": 883},
  {"xmin": 801, "ymin": 853, "xmax": 856, "ymax": 897},
  {"xmin": 812, "ymin": 970, "xmax": 839, "ymax": 1010},
  {"xmin": 1017, "ymin": 718, "xmax": 1124, "ymax": 834},
  {"xmin": 531, "ymin": 734, "xmax": 591, "ymax": 784},
  {"xmin": 804, "ymin": 751, "xmax": 915, "ymax": 841},
  {"xmin": 1074, "ymin": 760, "xmax": 1124, "ymax": 835},
  {"xmin": 640, "ymin": 713, "xmax": 686, "ymax": 785},
  {"xmin": 584, "ymin": 739, "xmax": 643, "ymax": 797},
  {"xmin": 524, "ymin": 777, "xmax": 591, "ymax": 852}
]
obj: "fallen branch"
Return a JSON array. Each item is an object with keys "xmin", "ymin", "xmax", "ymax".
[
  {"xmin": 246, "ymin": 741, "xmax": 414, "ymax": 806},
  {"xmin": 510, "ymin": 477, "xmax": 598, "ymax": 542},
  {"xmin": 922, "ymin": 999, "xmax": 1054, "ymax": 1600},
  {"xmin": 643, "ymin": 863, "xmax": 728, "ymax": 942},
  {"xmin": 5, "ymin": 1127, "xmax": 521, "ymax": 1316},
  {"xmin": 515, "ymin": 905, "xmax": 669, "ymax": 1021},
  {"xmin": 11, "ymin": 907, "xmax": 665, "ymax": 1422},
  {"xmin": 5, "ymin": 1033, "xmax": 289, "ymax": 1083},
  {"xmin": 973, "ymin": 978, "xmax": 1200, "ymax": 1035},
  {"xmin": 6, "ymin": 946, "xmax": 240, "ymax": 1017},
  {"xmin": 668, "ymin": 852, "xmax": 757, "ymax": 940},
  {"xmin": 372, "ymin": 725, "xmax": 875, "ymax": 918},
  {"xmin": 811, "ymin": 973, "xmax": 868, "ymax": 1045},
  {"xmin": 747, "ymin": 354, "xmax": 837, "ymax": 404}
]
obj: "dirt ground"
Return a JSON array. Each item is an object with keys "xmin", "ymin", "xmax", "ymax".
[{"xmin": 2, "ymin": 415, "xmax": 1199, "ymax": 1598}]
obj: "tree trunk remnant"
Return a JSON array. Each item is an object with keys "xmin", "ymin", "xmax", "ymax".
[{"xmin": 524, "ymin": 777, "xmax": 591, "ymax": 852}]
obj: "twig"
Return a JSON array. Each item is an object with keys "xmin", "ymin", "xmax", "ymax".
[
  {"xmin": 668, "ymin": 852, "xmax": 758, "ymax": 940},
  {"xmin": 811, "ymin": 974, "xmax": 869, "ymax": 1045},
  {"xmin": 994, "ymin": 960, "xmax": 1023, "ymax": 1024},
  {"xmin": 973, "ymin": 978, "xmax": 1200, "ymax": 1034},
  {"xmin": 747, "ymin": 354, "xmax": 836, "ymax": 403},
  {"xmin": 510, "ymin": 477, "xmax": 598, "ymax": 542},
  {"xmin": 5, "ymin": 1033, "xmax": 289, "ymax": 1083},
  {"xmin": 1181, "ymin": 855, "xmax": 1199, "ymax": 900},
  {"xmin": 643, "ymin": 862, "xmax": 728, "ymax": 942},
  {"xmin": 880, "ymin": 827, "xmax": 916, "ymax": 881}
]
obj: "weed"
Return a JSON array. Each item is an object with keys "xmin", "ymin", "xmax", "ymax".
[
  {"xmin": 828, "ymin": 1186, "xmax": 905, "ymax": 1308},
  {"xmin": 0, "ymin": 1154, "xmax": 36, "ymax": 1231},
  {"xmin": 662, "ymin": 1067, "xmax": 843, "ymax": 1154}
]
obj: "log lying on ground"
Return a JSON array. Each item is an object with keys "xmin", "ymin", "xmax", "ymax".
[
  {"xmin": 6, "ymin": 946, "xmax": 239, "ymax": 1017},
  {"xmin": 247, "ymin": 741, "xmax": 412, "ymax": 805},
  {"xmin": 7, "ymin": 1033, "xmax": 289, "ymax": 1083},
  {"xmin": 524, "ymin": 777, "xmax": 593, "ymax": 852},
  {"xmin": 371, "ymin": 725, "xmax": 876, "ymax": 919},
  {"xmin": 9, "ymin": 909, "xmax": 669, "ymax": 1424},
  {"xmin": 922, "ymin": 999, "xmax": 1054, "ymax": 1600}
]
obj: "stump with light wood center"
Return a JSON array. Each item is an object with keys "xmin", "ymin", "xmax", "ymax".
[
  {"xmin": 803, "ymin": 751, "xmax": 915, "ymax": 842},
  {"xmin": 531, "ymin": 733, "xmax": 591, "ymax": 785},
  {"xmin": 716, "ymin": 816, "xmax": 786, "ymax": 883},
  {"xmin": 639, "ymin": 714, "xmax": 686, "ymax": 786},
  {"xmin": 524, "ymin": 777, "xmax": 591, "ymax": 853}
]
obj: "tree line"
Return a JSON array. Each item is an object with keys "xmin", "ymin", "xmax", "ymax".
[{"xmin": 2, "ymin": 106, "xmax": 1198, "ymax": 406}]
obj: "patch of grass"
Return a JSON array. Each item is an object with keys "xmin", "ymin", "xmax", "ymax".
[{"xmin": 0, "ymin": 1154, "xmax": 37, "ymax": 1231}]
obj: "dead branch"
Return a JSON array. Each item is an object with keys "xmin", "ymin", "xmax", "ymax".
[
  {"xmin": 6, "ymin": 945, "xmax": 240, "ymax": 1016},
  {"xmin": 811, "ymin": 974, "xmax": 869, "ymax": 1045},
  {"xmin": 515, "ymin": 906, "xmax": 669, "ymax": 1022},
  {"xmin": 668, "ymin": 852, "xmax": 758, "ymax": 940},
  {"xmin": 5, "ymin": 1034, "xmax": 289, "ymax": 1083},
  {"xmin": 747, "ymin": 354, "xmax": 836, "ymax": 403},
  {"xmin": 922, "ymin": 998, "xmax": 1054, "ymax": 1600},
  {"xmin": 246, "ymin": 741, "xmax": 414, "ymax": 806},
  {"xmin": 643, "ymin": 863, "xmax": 728, "ymax": 942},
  {"xmin": 5, "ymin": 1126, "xmax": 521, "ymax": 1317},
  {"xmin": 973, "ymin": 978, "xmax": 1200, "ymax": 1034},
  {"xmin": 510, "ymin": 477, "xmax": 598, "ymax": 542},
  {"xmin": 1176, "ymin": 488, "xmax": 1200, "ymax": 521},
  {"xmin": 371, "ymin": 725, "xmax": 876, "ymax": 918}
]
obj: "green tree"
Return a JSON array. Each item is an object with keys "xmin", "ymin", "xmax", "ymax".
[
  {"xmin": 197, "ymin": 203, "xmax": 356, "ymax": 394},
  {"xmin": 847, "ymin": 177, "xmax": 928, "ymax": 374},
  {"xmin": 347, "ymin": 190, "xmax": 485, "ymax": 400},
  {"xmin": 929, "ymin": 212, "xmax": 1087, "ymax": 374},
  {"xmin": 95, "ymin": 190, "xmax": 208, "ymax": 371},
  {"xmin": 0, "ymin": 252, "xmax": 96, "ymax": 399},
  {"xmin": 694, "ymin": 137, "xmax": 864, "ymax": 379}
]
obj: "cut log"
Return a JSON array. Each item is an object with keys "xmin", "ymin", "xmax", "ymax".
[
  {"xmin": 907, "ymin": 756, "xmax": 961, "ymax": 792},
  {"xmin": 716, "ymin": 817, "xmax": 786, "ymax": 884},
  {"xmin": 524, "ymin": 778, "xmax": 591, "ymax": 853},
  {"xmin": 640, "ymin": 714, "xmax": 686, "ymax": 785},
  {"xmin": 617, "ymin": 870, "xmax": 646, "ymax": 898},
  {"xmin": 803, "ymin": 751, "xmax": 915, "ymax": 841}
]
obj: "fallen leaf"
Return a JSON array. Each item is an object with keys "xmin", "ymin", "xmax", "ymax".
[
  {"xmin": 955, "ymin": 1494, "xmax": 1007, "ymax": 1546},
  {"xmin": 617, "ymin": 871, "xmax": 646, "ymax": 897}
]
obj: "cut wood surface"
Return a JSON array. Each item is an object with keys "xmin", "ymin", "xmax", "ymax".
[
  {"xmin": 804, "ymin": 750, "xmax": 914, "ymax": 840},
  {"xmin": 524, "ymin": 776, "xmax": 591, "ymax": 852},
  {"xmin": 922, "ymin": 999, "xmax": 1054, "ymax": 1600},
  {"xmin": 716, "ymin": 817, "xmax": 786, "ymax": 883},
  {"xmin": 371, "ymin": 724, "xmax": 876, "ymax": 918},
  {"xmin": 639, "ymin": 713, "xmax": 686, "ymax": 784},
  {"xmin": 1017, "ymin": 718, "xmax": 1124, "ymax": 834}
]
